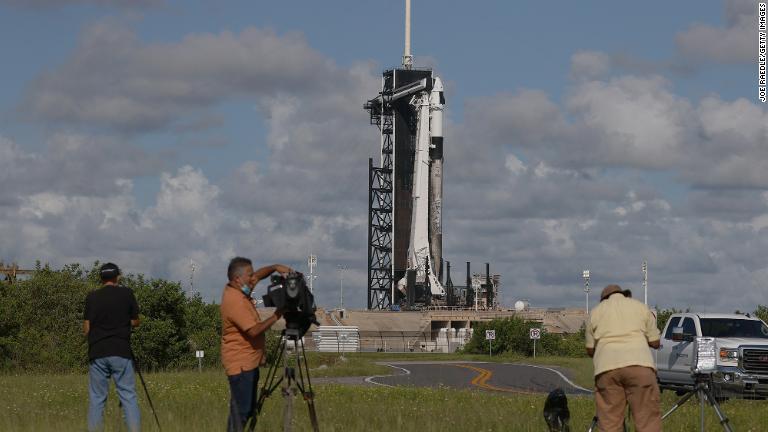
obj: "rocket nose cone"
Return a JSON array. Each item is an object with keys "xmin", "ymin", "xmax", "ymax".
[{"xmin": 432, "ymin": 77, "xmax": 444, "ymax": 92}]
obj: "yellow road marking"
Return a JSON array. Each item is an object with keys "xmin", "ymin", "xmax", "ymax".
[{"xmin": 452, "ymin": 364, "xmax": 537, "ymax": 394}]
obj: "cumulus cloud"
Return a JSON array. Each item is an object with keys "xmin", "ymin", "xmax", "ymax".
[
  {"xmin": 441, "ymin": 64, "xmax": 768, "ymax": 310},
  {"xmin": 4, "ymin": 11, "xmax": 768, "ymax": 312},
  {"xmin": 3, "ymin": 22, "xmax": 381, "ymax": 307},
  {"xmin": 675, "ymin": 0, "xmax": 758, "ymax": 64},
  {"xmin": 21, "ymin": 21, "xmax": 337, "ymax": 133},
  {"xmin": 565, "ymin": 75, "xmax": 693, "ymax": 170},
  {"xmin": 0, "ymin": 133, "xmax": 161, "ymax": 200}
]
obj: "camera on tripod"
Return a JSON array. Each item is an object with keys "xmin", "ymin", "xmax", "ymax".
[
  {"xmin": 263, "ymin": 271, "xmax": 319, "ymax": 337},
  {"xmin": 660, "ymin": 335, "xmax": 734, "ymax": 432},
  {"xmin": 251, "ymin": 271, "xmax": 321, "ymax": 432}
]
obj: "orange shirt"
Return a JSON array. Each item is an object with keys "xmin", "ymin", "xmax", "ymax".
[{"xmin": 220, "ymin": 285, "xmax": 265, "ymax": 376}]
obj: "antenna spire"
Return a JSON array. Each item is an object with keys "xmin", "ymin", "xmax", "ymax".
[{"xmin": 403, "ymin": 0, "xmax": 413, "ymax": 69}]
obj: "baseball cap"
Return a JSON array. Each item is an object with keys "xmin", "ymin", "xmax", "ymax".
[{"xmin": 100, "ymin": 262, "xmax": 121, "ymax": 280}]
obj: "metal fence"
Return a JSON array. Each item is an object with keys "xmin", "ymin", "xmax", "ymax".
[{"xmin": 306, "ymin": 329, "xmax": 473, "ymax": 353}]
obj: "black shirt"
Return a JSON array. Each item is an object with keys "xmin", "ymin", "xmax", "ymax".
[{"xmin": 84, "ymin": 284, "xmax": 139, "ymax": 360}]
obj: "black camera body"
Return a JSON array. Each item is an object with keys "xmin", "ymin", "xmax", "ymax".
[{"xmin": 263, "ymin": 272, "xmax": 319, "ymax": 337}]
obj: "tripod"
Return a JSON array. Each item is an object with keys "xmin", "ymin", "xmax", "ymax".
[
  {"xmin": 248, "ymin": 327, "xmax": 319, "ymax": 432},
  {"xmin": 130, "ymin": 348, "xmax": 162, "ymax": 431},
  {"xmin": 661, "ymin": 376, "xmax": 733, "ymax": 432}
]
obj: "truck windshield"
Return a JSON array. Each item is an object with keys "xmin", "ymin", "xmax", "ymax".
[{"xmin": 699, "ymin": 319, "xmax": 768, "ymax": 339}]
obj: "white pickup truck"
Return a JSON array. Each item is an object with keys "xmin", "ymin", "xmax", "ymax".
[{"xmin": 656, "ymin": 313, "xmax": 768, "ymax": 398}]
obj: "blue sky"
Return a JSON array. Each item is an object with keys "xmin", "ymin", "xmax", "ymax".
[{"xmin": 0, "ymin": 0, "xmax": 765, "ymax": 312}]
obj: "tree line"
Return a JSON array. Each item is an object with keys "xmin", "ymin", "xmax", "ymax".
[
  {"xmin": 3, "ymin": 264, "xmax": 767, "ymax": 371},
  {"xmin": 0, "ymin": 263, "xmax": 222, "ymax": 372}
]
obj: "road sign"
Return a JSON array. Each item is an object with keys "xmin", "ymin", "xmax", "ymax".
[
  {"xmin": 529, "ymin": 328, "xmax": 541, "ymax": 340},
  {"xmin": 195, "ymin": 350, "xmax": 204, "ymax": 358},
  {"xmin": 485, "ymin": 330, "xmax": 496, "ymax": 340}
]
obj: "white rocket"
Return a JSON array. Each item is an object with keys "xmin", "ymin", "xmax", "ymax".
[
  {"xmin": 394, "ymin": 0, "xmax": 445, "ymax": 298},
  {"xmin": 407, "ymin": 76, "xmax": 445, "ymax": 297},
  {"xmin": 429, "ymin": 77, "xmax": 444, "ymax": 282}
]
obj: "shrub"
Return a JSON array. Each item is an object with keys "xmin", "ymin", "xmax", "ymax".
[{"xmin": 0, "ymin": 263, "xmax": 222, "ymax": 373}]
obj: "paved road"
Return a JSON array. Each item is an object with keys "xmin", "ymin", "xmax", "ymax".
[{"xmin": 365, "ymin": 361, "xmax": 593, "ymax": 395}]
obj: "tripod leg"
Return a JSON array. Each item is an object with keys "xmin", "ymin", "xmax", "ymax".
[
  {"xmin": 283, "ymin": 354, "xmax": 296, "ymax": 432},
  {"xmin": 297, "ymin": 337, "xmax": 320, "ymax": 432},
  {"xmin": 700, "ymin": 386, "xmax": 705, "ymax": 432},
  {"xmin": 587, "ymin": 416, "xmax": 598, "ymax": 432},
  {"xmin": 703, "ymin": 386, "xmax": 734, "ymax": 432},
  {"xmin": 248, "ymin": 337, "xmax": 288, "ymax": 432},
  {"xmin": 283, "ymin": 385, "xmax": 294, "ymax": 432},
  {"xmin": 661, "ymin": 388, "xmax": 696, "ymax": 420},
  {"xmin": 257, "ymin": 337, "xmax": 288, "ymax": 411}
]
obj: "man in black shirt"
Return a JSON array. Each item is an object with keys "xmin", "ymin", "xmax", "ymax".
[{"xmin": 83, "ymin": 262, "xmax": 141, "ymax": 432}]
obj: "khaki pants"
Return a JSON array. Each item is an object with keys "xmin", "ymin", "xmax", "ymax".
[{"xmin": 595, "ymin": 366, "xmax": 661, "ymax": 432}]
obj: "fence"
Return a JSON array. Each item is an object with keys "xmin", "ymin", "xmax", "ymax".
[{"xmin": 305, "ymin": 328, "xmax": 474, "ymax": 353}]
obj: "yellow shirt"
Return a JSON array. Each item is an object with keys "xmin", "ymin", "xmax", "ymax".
[{"xmin": 585, "ymin": 293, "xmax": 660, "ymax": 376}]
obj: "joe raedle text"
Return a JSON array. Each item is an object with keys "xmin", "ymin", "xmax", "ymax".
[{"xmin": 760, "ymin": 2, "xmax": 766, "ymax": 103}]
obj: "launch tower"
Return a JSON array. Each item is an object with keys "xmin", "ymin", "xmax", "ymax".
[{"xmin": 365, "ymin": 0, "xmax": 445, "ymax": 310}]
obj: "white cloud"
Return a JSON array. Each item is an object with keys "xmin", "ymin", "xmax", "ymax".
[
  {"xmin": 21, "ymin": 22, "xmax": 338, "ymax": 133},
  {"xmin": 566, "ymin": 75, "xmax": 691, "ymax": 169},
  {"xmin": 3, "ymin": 10, "xmax": 768, "ymax": 313},
  {"xmin": 675, "ymin": 0, "xmax": 757, "ymax": 64},
  {"xmin": 504, "ymin": 154, "xmax": 527, "ymax": 175}
]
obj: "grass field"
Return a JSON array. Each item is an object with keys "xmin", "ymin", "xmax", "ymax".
[{"xmin": 2, "ymin": 353, "xmax": 767, "ymax": 431}]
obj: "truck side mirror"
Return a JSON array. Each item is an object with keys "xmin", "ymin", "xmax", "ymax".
[{"xmin": 672, "ymin": 326, "xmax": 684, "ymax": 342}]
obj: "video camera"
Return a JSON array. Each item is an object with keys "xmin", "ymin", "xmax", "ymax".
[{"xmin": 263, "ymin": 271, "xmax": 319, "ymax": 337}]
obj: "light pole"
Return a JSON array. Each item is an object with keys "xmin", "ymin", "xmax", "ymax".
[
  {"xmin": 583, "ymin": 270, "xmax": 590, "ymax": 313},
  {"xmin": 642, "ymin": 260, "xmax": 648, "ymax": 305},
  {"xmin": 308, "ymin": 254, "xmax": 318, "ymax": 293},
  {"xmin": 337, "ymin": 265, "xmax": 347, "ymax": 309},
  {"xmin": 189, "ymin": 259, "xmax": 197, "ymax": 296}
]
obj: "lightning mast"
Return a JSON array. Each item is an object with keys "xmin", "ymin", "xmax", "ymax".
[{"xmin": 403, "ymin": 0, "xmax": 413, "ymax": 69}]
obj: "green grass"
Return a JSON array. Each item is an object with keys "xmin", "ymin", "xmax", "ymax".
[
  {"xmin": 2, "ymin": 356, "xmax": 767, "ymax": 431},
  {"xmin": 304, "ymin": 352, "xmax": 392, "ymax": 378}
]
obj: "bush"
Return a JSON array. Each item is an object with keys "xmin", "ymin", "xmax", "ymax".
[
  {"xmin": 0, "ymin": 263, "xmax": 91, "ymax": 372},
  {"xmin": 462, "ymin": 317, "xmax": 588, "ymax": 358},
  {"xmin": 0, "ymin": 263, "xmax": 222, "ymax": 373}
]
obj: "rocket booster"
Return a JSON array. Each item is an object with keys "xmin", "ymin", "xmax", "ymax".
[
  {"xmin": 429, "ymin": 77, "xmax": 444, "ymax": 280},
  {"xmin": 402, "ymin": 74, "xmax": 446, "ymax": 297}
]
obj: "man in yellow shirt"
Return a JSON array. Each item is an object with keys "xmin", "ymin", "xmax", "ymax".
[
  {"xmin": 585, "ymin": 284, "xmax": 661, "ymax": 432},
  {"xmin": 221, "ymin": 257, "xmax": 292, "ymax": 432}
]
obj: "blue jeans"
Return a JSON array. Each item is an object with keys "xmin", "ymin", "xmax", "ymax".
[
  {"xmin": 227, "ymin": 368, "xmax": 260, "ymax": 432},
  {"xmin": 88, "ymin": 356, "xmax": 141, "ymax": 432}
]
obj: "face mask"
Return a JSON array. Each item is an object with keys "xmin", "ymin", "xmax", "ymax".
[{"xmin": 241, "ymin": 284, "xmax": 251, "ymax": 296}]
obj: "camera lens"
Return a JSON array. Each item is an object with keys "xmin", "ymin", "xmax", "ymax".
[{"xmin": 286, "ymin": 278, "xmax": 299, "ymax": 298}]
